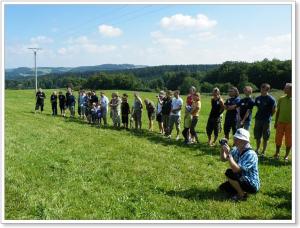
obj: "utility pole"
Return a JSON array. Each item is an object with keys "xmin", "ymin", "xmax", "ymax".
[{"xmin": 28, "ymin": 48, "xmax": 42, "ymax": 92}]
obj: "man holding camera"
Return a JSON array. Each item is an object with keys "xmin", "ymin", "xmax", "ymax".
[{"xmin": 219, "ymin": 128, "xmax": 260, "ymax": 201}]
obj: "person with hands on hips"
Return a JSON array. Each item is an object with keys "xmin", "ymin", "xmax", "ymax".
[{"xmin": 219, "ymin": 128, "xmax": 260, "ymax": 201}]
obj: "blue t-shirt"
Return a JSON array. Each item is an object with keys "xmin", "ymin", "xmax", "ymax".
[
  {"xmin": 231, "ymin": 146, "xmax": 260, "ymax": 191},
  {"xmin": 254, "ymin": 95, "xmax": 276, "ymax": 121},
  {"xmin": 224, "ymin": 97, "xmax": 240, "ymax": 120},
  {"xmin": 237, "ymin": 97, "xmax": 255, "ymax": 122}
]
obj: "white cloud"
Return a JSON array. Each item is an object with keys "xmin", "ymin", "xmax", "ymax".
[
  {"xmin": 98, "ymin": 24, "xmax": 122, "ymax": 37},
  {"xmin": 190, "ymin": 31, "xmax": 216, "ymax": 41},
  {"xmin": 151, "ymin": 31, "xmax": 186, "ymax": 51},
  {"xmin": 264, "ymin": 33, "xmax": 291, "ymax": 44},
  {"xmin": 30, "ymin": 36, "xmax": 53, "ymax": 44},
  {"xmin": 57, "ymin": 48, "xmax": 67, "ymax": 55},
  {"xmin": 160, "ymin": 14, "xmax": 217, "ymax": 30}
]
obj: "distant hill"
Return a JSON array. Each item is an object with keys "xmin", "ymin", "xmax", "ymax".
[{"xmin": 5, "ymin": 64, "xmax": 147, "ymax": 80}]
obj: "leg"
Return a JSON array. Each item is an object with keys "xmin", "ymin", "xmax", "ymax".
[
  {"xmin": 284, "ymin": 123, "xmax": 292, "ymax": 160},
  {"xmin": 261, "ymin": 121, "xmax": 271, "ymax": 155},
  {"xmin": 274, "ymin": 123, "xmax": 284, "ymax": 158},
  {"xmin": 228, "ymin": 178, "xmax": 246, "ymax": 197}
]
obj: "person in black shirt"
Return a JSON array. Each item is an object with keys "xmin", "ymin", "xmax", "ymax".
[
  {"xmin": 35, "ymin": 88, "xmax": 46, "ymax": 114},
  {"xmin": 206, "ymin": 87, "xmax": 225, "ymax": 146},
  {"xmin": 58, "ymin": 91, "xmax": 66, "ymax": 117},
  {"xmin": 65, "ymin": 87, "xmax": 72, "ymax": 110},
  {"xmin": 236, "ymin": 86, "xmax": 255, "ymax": 131},
  {"xmin": 121, "ymin": 94, "xmax": 130, "ymax": 129},
  {"xmin": 66, "ymin": 92, "xmax": 76, "ymax": 118},
  {"xmin": 161, "ymin": 90, "xmax": 173, "ymax": 135},
  {"xmin": 91, "ymin": 90, "xmax": 99, "ymax": 104},
  {"xmin": 50, "ymin": 91, "xmax": 58, "ymax": 116},
  {"xmin": 224, "ymin": 87, "xmax": 240, "ymax": 140}
]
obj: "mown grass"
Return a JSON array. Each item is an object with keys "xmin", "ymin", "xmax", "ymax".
[{"xmin": 5, "ymin": 89, "xmax": 292, "ymax": 220}]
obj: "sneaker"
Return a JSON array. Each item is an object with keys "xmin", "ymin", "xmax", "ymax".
[
  {"xmin": 231, "ymin": 193, "xmax": 248, "ymax": 202},
  {"xmin": 166, "ymin": 135, "xmax": 171, "ymax": 139},
  {"xmin": 273, "ymin": 154, "xmax": 280, "ymax": 160},
  {"xmin": 284, "ymin": 157, "xmax": 289, "ymax": 162},
  {"xmin": 176, "ymin": 135, "xmax": 180, "ymax": 141}
]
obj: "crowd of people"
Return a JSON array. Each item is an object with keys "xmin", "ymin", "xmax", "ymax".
[{"xmin": 35, "ymin": 82, "xmax": 292, "ymax": 201}]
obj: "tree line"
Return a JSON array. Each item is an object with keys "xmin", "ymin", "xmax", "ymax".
[{"xmin": 5, "ymin": 59, "xmax": 291, "ymax": 94}]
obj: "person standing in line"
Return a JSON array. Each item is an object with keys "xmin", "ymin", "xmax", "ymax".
[
  {"xmin": 100, "ymin": 91, "xmax": 109, "ymax": 126},
  {"xmin": 224, "ymin": 87, "xmax": 240, "ymax": 141},
  {"xmin": 156, "ymin": 91, "xmax": 165, "ymax": 134},
  {"xmin": 67, "ymin": 92, "xmax": 76, "ymax": 118},
  {"xmin": 273, "ymin": 83, "xmax": 292, "ymax": 161},
  {"xmin": 206, "ymin": 87, "xmax": 225, "ymax": 146},
  {"xmin": 145, "ymin": 98, "xmax": 156, "ymax": 131},
  {"xmin": 162, "ymin": 90, "xmax": 173, "ymax": 135},
  {"xmin": 58, "ymin": 91, "xmax": 66, "ymax": 117},
  {"xmin": 190, "ymin": 92, "xmax": 201, "ymax": 144},
  {"xmin": 110, "ymin": 92, "xmax": 121, "ymax": 128},
  {"xmin": 253, "ymin": 83, "xmax": 277, "ymax": 157},
  {"xmin": 121, "ymin": 94, "xmax": 130, "ymax": 129},
  {"xmin": 131, "ymin": 92, "xmax": 143, "ymax": 130},
  {"xmin": 50, "ymin": 91, "xmax": 58, "ymax": 116},
  {"xmin": 35, "ymin": 88, "xmax": 46, "ymax": 114},
  {"xmin": 166, "ymin": 90, "xmax": 183, "ymax": 140},
  {"xmin": 236, "ymin": 86, "xmax": 255, "ymax": 131}
]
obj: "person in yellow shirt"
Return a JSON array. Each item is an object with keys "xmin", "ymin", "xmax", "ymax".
[
  {"xmin": 273, "ymin": 83, "xmax": 292, "ymax": 161},
  {"xmin": 190, "ymin": 92, "xmax": 201, "ymax": 144}
]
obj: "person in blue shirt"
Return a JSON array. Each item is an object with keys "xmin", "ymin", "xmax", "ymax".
[
  {"xmin": 219, "ymin": 128, "xmax": 260, "ymax": 201},
  {"xmin": 224, "ymin": 87, "xmax": 240, "ymax": 140},
  {"xmin": 254, "ymin": 83, "xmax": 277, "ymax": 157},
  {"xmin": 236, "ymin": 86, "xmax": 255, "ymax": 131}
]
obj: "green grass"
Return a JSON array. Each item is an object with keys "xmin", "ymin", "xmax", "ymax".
[{"xmin": 5, "ymin": 89, "xmax": 292, "ymax": 220}]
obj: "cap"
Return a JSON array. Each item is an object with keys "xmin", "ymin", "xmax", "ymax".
[{"xmin": 234, "ymin": 128, "xmax": 250, "ymax": 142}]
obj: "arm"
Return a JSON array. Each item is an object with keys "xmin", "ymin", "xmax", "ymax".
[
  {"xmin": 241, "ymin": 109, "xmax": 251, "ymax": 124},
  {"xmin": 274, "ymin": 107, "xmax": 280, "ymax": 129},
  {"xmin": 220, "ymin": 145, "xmax": 241, "ymax": 173}
]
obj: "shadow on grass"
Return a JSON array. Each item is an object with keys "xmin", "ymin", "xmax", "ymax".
[
  {"xmin": 130, "ymin": 129, "xmax": 220, "ymax": 157},
  {"xmin": 258, "ymin": 156, "xmax": 292, "ymax": 167},
  {"xmin": 155, "ymin": 187, "xmax": 229, "ymax": 202}
]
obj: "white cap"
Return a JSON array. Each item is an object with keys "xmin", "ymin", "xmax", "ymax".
[{"xmin": 234, "ymin": 128, "xmax": 250, "ymax": 142}]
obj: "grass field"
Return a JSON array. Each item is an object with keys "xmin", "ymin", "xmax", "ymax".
[{"xmin": 5, "ymin": 89, "xmax": 292, "ymax": 220}]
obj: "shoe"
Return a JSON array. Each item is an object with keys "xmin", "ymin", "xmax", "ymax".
[
  {"xmin": 231, "ymin": 193, "xmax": 248, "ymax": 202},
  {"xmin": 176, "ymin": 135, "xmax": 180, "ymax": 141},
  {"xmin": 284, "ymin": 157, "xmax": 289, "ymax": 162},
  {"xmin": 166, "ymin": 135, "xmax": 171, "ymax": 139},
  {"xmin": 273, "ymin": 154, "xmax": 280, "ymax": 160}
]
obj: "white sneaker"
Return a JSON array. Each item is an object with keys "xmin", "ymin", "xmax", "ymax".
[{"xmin": 176, "ymin": 135, "xmax": 180, "ymax": 141}]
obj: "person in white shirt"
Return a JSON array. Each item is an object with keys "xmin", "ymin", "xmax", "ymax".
[
  {"xmin": 100, "ymin": 91, "xmax": 109, "ymax": 126},
  {"xmin": 166, "ymin": 90, "xmax": 183, "ymax": 140}
]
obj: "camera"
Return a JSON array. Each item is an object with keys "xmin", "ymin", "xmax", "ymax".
[{"xmin": 219, "ymin": 138, "xmax": 228, "ymax": 146}]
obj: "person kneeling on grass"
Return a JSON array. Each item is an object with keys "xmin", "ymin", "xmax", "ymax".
[{"xmin": 219, "ymin": 128, "xmax": 260, "ymax": 201}]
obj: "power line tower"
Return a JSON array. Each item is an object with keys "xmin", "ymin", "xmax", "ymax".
[{"xmin": 28, "ymin": 48, "xmax": 42, "ymax": 92}]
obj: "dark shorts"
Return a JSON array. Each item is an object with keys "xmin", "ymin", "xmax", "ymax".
[
  {"xmin": 206, "ymin": 116, "xmax": 222, "ymax": 137},
  {"xmin": 254, "ymin": 119, "xmax": 271, "ymax": 140},
  {"xmin": 148, "ymin": 111, "xmax": 155, "ymax": 121},
  {"xmin": 224, "ymin": 116, "xmax": 237, "ymax": 135},
  {"xmin": 222, "ymin": 169, "xmax": 257, "ymax": 194},
  {"xmin": 122, "ymin": 115, "xmax": 129, "ymax": 124},
  {"xmin": 156, "ymin": 113, "xmax": 163, "ymax": 123},
  {"xmin": 35, "ymin": 102, "xmax": 44, "ymax": 111}
]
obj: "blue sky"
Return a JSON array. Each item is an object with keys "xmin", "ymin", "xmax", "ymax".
[{"xmin": 4, "ymin": 4, "xmax": 292, "ymax": 68}]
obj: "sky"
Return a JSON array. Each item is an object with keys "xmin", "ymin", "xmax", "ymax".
[{"xmin": 4, "ymin": 4, "xmax": 292, "ymax": 68}]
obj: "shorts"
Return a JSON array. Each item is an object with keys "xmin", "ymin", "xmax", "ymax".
[
  {"xmin": 156, "ymin": 113, "xmax": 163, "ymax": 123},
  {"xmin": 254, "ymin": 119, "xmax": 271, "ymax": 141},
  {"xmin": 224, "ymin": 115, "xmax": 237, "ymax": 135},
  {"xmin": 169, "ymin": 115, "xmax": 181, "ymax": 132},
  {"xmin": 275, "ymin": 122, "xmax": 292, "ymax": 147},
  {"xmin": 35, "ymin": 102, "xmax": 44, "ymax": 111},
  {"xmin": 122, "ymin": 115, "xmax": 129, "ymax": 124},
  {"xmin": 132, "ymin": 110, "xmax": 142, "ymax": 122},
  {"xmin": 206, "ymin": 116, "xmax": 221, "ymax": 137},
  {"xmin": 148, "ymin": 111, "xmax": 155, "ymax": 121},
  {"xmin": 222, "ymin": 169, "xmax": 257, "ymax": 194}
]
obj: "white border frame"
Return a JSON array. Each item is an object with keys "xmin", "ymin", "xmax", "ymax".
[{"xmin": 1, "ymin": 1, "xmax": 296, "ymax": 224}]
